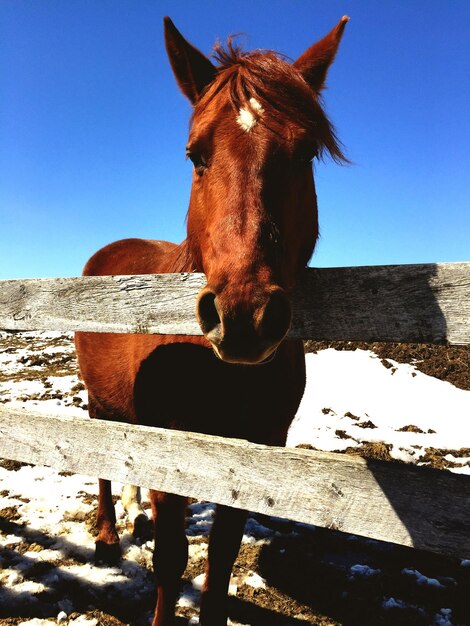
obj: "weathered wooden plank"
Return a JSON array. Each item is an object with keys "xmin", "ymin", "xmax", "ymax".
[
  {"xmin": 0, "ymin": 273, "xmax": 206, "ymax": 336},
  {"xmin": 293, "ymin": 262, "xmax": 470, "ymax": 345},
  {"xmin": 0, "ymin": 263, "xmax": 469, "ymax": 343},
  {"xmin": 1, "ymin": 406, "xmax": 469, "ymax": 559}
]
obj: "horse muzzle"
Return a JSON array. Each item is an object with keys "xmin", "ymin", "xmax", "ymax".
[{"xmin": 196, "ymin": 285, "xmax": 292, "ymax": 365}]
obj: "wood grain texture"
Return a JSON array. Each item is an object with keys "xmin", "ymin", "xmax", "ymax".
[
  {"xmin": 1, "ymin": 406, "xmax": 469, "ymax": 559},
  {"xmin": 0, "ymin": 273, "xmax": 206, "ymax": 335},
  {"xmin": 0, "ymin": 262, "xmax": 469, "ymax": 343},
  {"xmin": 292, "ymin": 262, "xmax": 470, "ymax": 344}
]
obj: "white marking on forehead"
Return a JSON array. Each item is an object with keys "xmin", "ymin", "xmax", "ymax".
[{"xmin": 236, "ymin": 97, "xmax": 264, "ymax": 132}]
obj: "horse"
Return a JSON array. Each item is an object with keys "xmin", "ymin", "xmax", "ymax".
[{"xmin": 74, "ymin": 15, "xmax": 348, "ymax": 626}]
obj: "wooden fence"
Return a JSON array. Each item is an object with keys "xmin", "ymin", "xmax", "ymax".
[{"xmin": 0, "ymin": 262, "xmax": 469, "ymax": 560}]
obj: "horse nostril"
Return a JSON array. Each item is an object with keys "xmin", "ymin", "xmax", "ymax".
[
  {"xmin": 196, "ymin": 289, "xmax": 222, "ymax": 340},
  {"xmin": 260, "ymin": 289, "xmax": 292, "ymax": 342}
]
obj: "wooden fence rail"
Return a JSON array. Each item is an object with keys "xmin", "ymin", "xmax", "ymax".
[
  {"xmin": 1, "ymin": 262, "xmax": 469, "ymax": 344},
  {"xmin": 0, "ymin": 262, "xmax": 469, "ymax": 560},
  {"xmin": 0, "ymin": 407, "xmax": 469, "ymax": 559}
]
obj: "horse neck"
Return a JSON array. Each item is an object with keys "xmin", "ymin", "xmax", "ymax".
[{"xmin": 161, "ymin": 239, "xmax": 197, "ymax": 274}]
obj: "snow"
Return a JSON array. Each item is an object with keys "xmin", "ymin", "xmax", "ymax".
[
  {"xmin": 433, "ymin": 608, "xmax": 455, "ymax": 626},
  {"xmin": 1, "ymin": 331, "xmax": 469, "ymax": 625},
  {"xmin": 242, "ymin": 572, "xmax": 266, "ymax": 589},
  {"xmin": 382, "ymin": 596, "xmax": 412, "ymax": 610},
  {"xmin": 348, "ymin": 564, "xmax": 381, "ymax": 579},
  {"xmin": 401, "ymin": 568, "xmax": 447, "ymax": 589},
  {"xmin": 187, "ymin": 502, "xmax": 216, "ymax": 536},
  {"xmin": 288, "ymin": 349, "xmax": 470, "ymax": 470},
  {"xmin": 19, "ymin": 621, "xmax": 58, "ymax": 626}
]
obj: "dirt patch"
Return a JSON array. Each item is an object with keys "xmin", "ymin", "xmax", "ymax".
[
  {"xmin": 418, "ymin": 447, "xmax": 470, "ymax": 470},
  {"xmin": 0, "ymin": 460, "xmax": 33, "ymax": 471},
  {"xmin": 0, "ymin": 357, "xmax": 78, "ymax": 383},
  {"xmin": 353, "ymin": 420, "xmax": 377, "ymax": 429},
  {"xmin": 342, "ymin": 441, "xmax": 396, "ymax": 462},
  {"xmin": 397, "ymin": 425, "xmax": 426, "ymax": 433},
  {"xmin": 78, "ymin": 491, "xmax": 98, "ymax": 505},
  {"xmin": 0, "ymin": 506, "xmax": 20, "ymax": 521}
]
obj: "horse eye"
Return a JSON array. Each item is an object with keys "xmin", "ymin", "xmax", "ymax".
[
  {"xmin": 301, "ymin": 150, "xmax": 317, "ymax": 165},
  {"xmin": 186, "ymin": 149, "xmax": 207, "ymax": 175},
  {"xmin": 295, "ymin": 143, "xmax": 318, "ymax": 165}
]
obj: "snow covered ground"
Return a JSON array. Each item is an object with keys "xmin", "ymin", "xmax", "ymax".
[
  {"xmin": 0, "ymin": 331, "xmax": 469, "ymax": 626},
  {"xmin": 289, "ymin": 347, "xmax": 470, "ymax": 471}
]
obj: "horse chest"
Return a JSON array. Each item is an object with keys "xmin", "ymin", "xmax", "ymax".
[{"xmin": 133, "ymin": 340, "xmax": 306, "ymax": 440}]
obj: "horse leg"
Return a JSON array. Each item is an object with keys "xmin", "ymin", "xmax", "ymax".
[
  {"xmin": 122, "ymin": 484, "xmax": 153, "ymax": 542},
  {"xmin": 95, "ymin": 478, "xmax": 121, "ymax": 564},
  {"xmin": 150, "ymin": 490, "xmax": 188, "ymax": 626},
  {"xmin": 199, "ymin": 504, "xmax": 248, "ymax": 626}
]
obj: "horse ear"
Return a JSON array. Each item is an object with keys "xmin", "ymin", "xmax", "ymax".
[
  {"xmin": 164, "ymin": 17, "xmax": 216, "ymax": 104},
  {"xmin": 293, "ymin": 16, "xmax": 349, "ymax": 93}
]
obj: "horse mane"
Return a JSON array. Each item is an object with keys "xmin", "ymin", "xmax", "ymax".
[{"xmin": 198, "ymin": 38, "xmax": 347, "ymax": 164}]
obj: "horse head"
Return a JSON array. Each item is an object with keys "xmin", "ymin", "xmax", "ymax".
[{"xmin": 164, "ymin": 16, "xmax": 348, "ymax": 364}]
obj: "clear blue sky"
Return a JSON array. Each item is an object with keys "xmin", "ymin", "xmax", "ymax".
[{"xmin": 1, "ymin": 1, "xmax": 469, "ymax": 279}]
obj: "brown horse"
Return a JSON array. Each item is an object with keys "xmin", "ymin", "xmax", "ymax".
[{"xmin": 75, "ymin": 15, "xmax": 348, "ymax": 626}]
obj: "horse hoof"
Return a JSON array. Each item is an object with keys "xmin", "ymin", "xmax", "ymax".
[
  {"xmin": 132, "ymin": 513, "xmax": 154, "ymax": 543},
  {"xmin": 95, "ymin": 540, "xmax": 122, "ymax": 566}
]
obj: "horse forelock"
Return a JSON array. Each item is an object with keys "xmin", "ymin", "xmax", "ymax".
[{"xmin": 192, "ymin": 39, "xmax": 346, "ymax": 163}]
